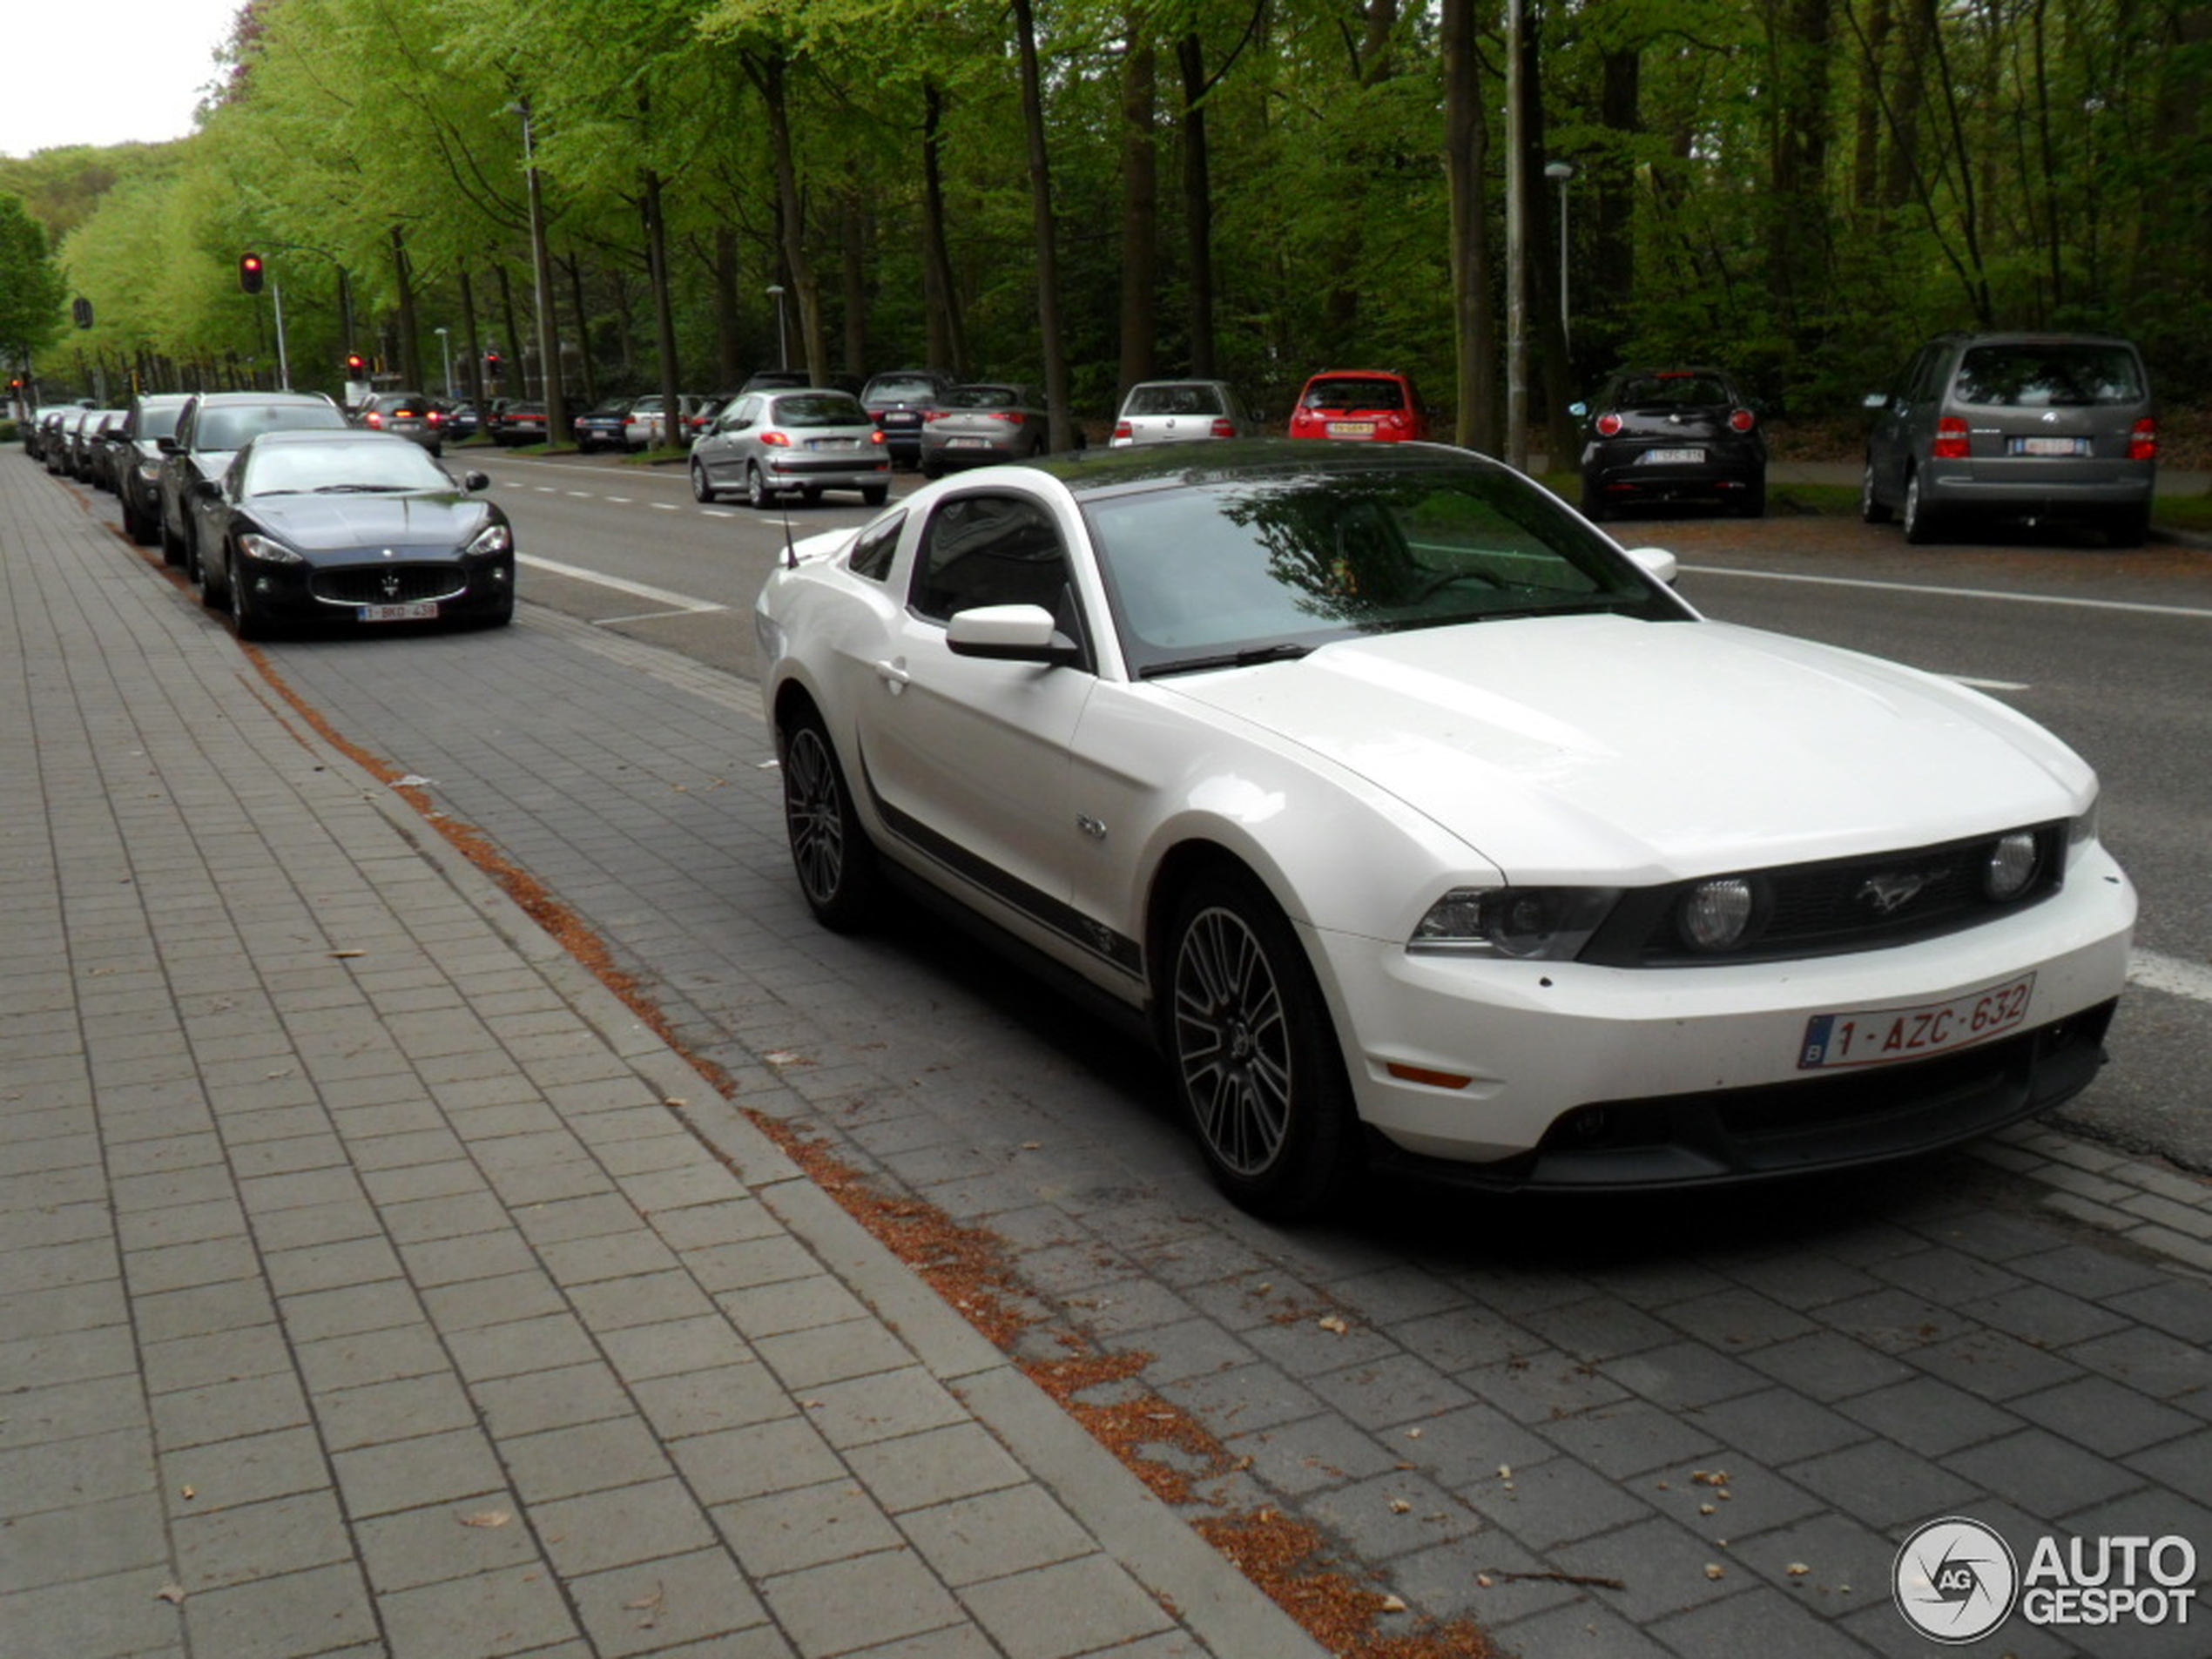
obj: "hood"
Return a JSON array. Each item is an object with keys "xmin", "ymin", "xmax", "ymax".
[
  {"xmin": 1160, "ymin": 615, "xmax": 2092, "ymax": 883},
  {"xmin": 248, "ymin": 492, "xmax": 491, "ymax": 554}
]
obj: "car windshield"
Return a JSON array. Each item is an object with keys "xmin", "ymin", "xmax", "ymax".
[
  {"xmin": 1610, "ymin": 374, "xmax": 1733, "ymax": 408},
  {"xmin": 1303, "ymin": 378, "xmax": 1404, "ymax": 411},
  {"xmin": 1125, "ymin": 385, "xmax": 1224, "ymax": 417},
  {"xmin": 1083, "ymin": 461, "xmax": 1684, "ymax": 678},
  {"xmin": 943, "ymin": 386, "xmax": 1021, "ymax": 410},
  {"xmin": 867, "ymin": 376, "xmax": 938, "ymax": 401},
  {"xmin": 198, "ymin": 403, "xmax": 345, "ymax": 451},
  {"xmin": 243, "ymin": 440, "xmax": 451, "ymax": 496},
  {"xmin": 770, "ymin": 393, "xmax": 867, "ymax": 428},
  {"xmin": 136, "ymin": 403, "xmax": 187, "ymax": 442},
  {"xmin": 1953, "ymin": 344, "xmax": 2145, "ymax": 408}
]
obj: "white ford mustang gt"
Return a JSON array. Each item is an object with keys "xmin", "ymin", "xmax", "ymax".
[{"xmin": 753, "ymin": 442, "xmax": 2134, "ymax": 1218}]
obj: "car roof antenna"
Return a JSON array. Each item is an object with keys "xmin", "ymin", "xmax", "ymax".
[{"xmin": 781, "ymin": 495, "xmax": 798, "ymax": 569}]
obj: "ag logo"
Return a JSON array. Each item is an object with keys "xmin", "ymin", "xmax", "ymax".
[{"xmin": 1895, "ymin": 1516, "xmax": 2020, "ymax": 1643}]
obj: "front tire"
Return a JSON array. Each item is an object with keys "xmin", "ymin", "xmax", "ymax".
[
  {"xmin": 229, "ymin": 549, "xmax": 272, "ymax": 641},
  {"xmin": 1902, "ymin": 472, "xmax": 1942, "ymax": 544},
  {"xmin": 779, "ymin": 704, "xmax": 879, "ymax": 932},
  {"xmin": 1166, "ymin": 869, "xmax": 1362, "ymax": 1220},
  {"xmin": 1859, "ymin": 459, "xmax": 1893, "ymax": 524}
]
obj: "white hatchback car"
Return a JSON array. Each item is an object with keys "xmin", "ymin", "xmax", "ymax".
[
  {"xmin": 753, "ymin": 442, "xmax": 2134, "ymax": 1218},
  {"xmin": 1109, "ymin": 379, "xmax": 1262, "ymax": 447}
]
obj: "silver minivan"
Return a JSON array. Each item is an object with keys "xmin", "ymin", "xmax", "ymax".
[{"xmin": 1861, "ymin": 332, "xmax": 2156, "ymax": 546}]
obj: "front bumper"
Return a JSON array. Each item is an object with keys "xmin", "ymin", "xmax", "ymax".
[
  {"xmin": 235, "ymin": 553, "xmax": 515, "ymax": 625},
  {"xmin": 1307, "ymin": 845, "xmax": 2134, "ymax": 1187}
]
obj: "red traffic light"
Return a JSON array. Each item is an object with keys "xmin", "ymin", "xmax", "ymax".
[
  {"xmin": 239, "ymin": 253, "xmax": 266, "ymax": 294},
  {"xmin": 346, "ymin": 354, "xmax": 367, "ymax": 375}
]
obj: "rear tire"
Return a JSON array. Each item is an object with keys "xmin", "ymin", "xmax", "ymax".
[
  {"xmin": 1734, "ymin": 477, "xmax": 1767, "ymax": 518},
  {"xmin": 861, "ymin": 484, "xmax": 888, "ymax": 507},
  {"xmin": 778, "ymin": 703, "xmax": 878, "ymax": 932},
  {"xmin": 2106, "ymin": 505, "xmax": 2149, "ymax": 549},
  {"xmin": 745, "ymin": 465, "xmax": 770, "ymax": 509},
  {"xmin": 1902, "ymin": 473, "xmax": 1943, "ymax": 545},
  {"xmin": 690, "ymin": 460, "xmax": 716, "ymax": 502},
  {"xmin": 1166, "ymin": 868, "xmax": 1363, "ymax": 1221}
]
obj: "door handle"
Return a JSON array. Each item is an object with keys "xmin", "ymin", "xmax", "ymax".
[{"xmin": 873, "ymin": 659, "xmax": 911, "ymax": 692}]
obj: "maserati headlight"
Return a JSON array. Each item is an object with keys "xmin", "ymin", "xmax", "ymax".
[
  {"xmin": 236, "ymin": 532, "xmax": 304, "ymax": 565},
  {"xmin": 1410, "ymin": 887, "xmax": 1618, "ymax": 960},
  {"xmin": 466, "ymin": 521, "xmax": 513, "ymax": 557}
]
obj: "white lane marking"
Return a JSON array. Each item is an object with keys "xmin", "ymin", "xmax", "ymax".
[
  {"xmin": 567, "ymin": 490, "xmax": 594, "ymax": 498},
  {"xmin": 651, "ymin": 502, "xmax": 680, "ymax": 511},
  {"xmin": 516, "ymin": 555, "xmax": 725, "ymax": 613},
  {"xmin": 2129, "ymin": 949, "xmax": 2212, "ymax": 1006},
  {"xmin": 593, "ymin": 608, "xmax": 724, "ymax": 625},
  {"xmin": 1682, "ymin": 564, "xmax": 2212, "ymax": 622},
  {"xmin": 703, "ymin": 510, "xmax": 736, "ymax": 519},
  {"xmin": 605, "ymin": 497, "xmax": 632, "ymax": 504}
]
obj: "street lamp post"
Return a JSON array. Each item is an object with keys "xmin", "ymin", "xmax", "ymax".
[
  {"xmin": 434, "ymin": 327, "xmax": 452, "ymax": 399},
  {"xmin": 765, "ymin": 284, "xmax": 788, "ymax": 371},
  {"xmin": 1544, "ymin": 160, "xmax": 1575, "ymax": 355}
]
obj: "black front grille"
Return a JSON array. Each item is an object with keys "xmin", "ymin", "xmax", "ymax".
[
  {"xmin": 314, "ymin": 564, "xmax": 467, "ymax": 606},
  {"xmin": 1585, "ymin": 824, "xmax": 2067, "ymax": 966}
]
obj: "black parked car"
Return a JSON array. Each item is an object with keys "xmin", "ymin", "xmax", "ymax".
[
  {"xmin": 157, "ymin": 390, "xmax": 349, "ymax": 573},
  {"xmin": 117, "ymin": 394, "xmax": 192, "ymax": 545},
  {"xmin": 571, "ymin": 399, "xmax": 632, "ymax": 452},
  {"xmin": 186, "ymin": 429, "xmax": 514, "ymax": 638},
  {"xmin": 1572, "ymin": 367, "xmax": 1767, "ymax": 520},
  {"xmin": 860, "ymin": 368, "xmax": 957, "ymax": 468}
]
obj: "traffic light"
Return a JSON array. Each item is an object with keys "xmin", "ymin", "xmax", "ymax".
[
  {"xmin": 239, "ymin": 253, "xmax": 266, "ymax": 294},
  {"xmin": 71, "ymin": 297, "xmax": 94, "ymax": 327},
  {"xmin": 346, "ymin": 353, "xmax": 367, "ymax": 377},
  {"xmin": 483, "ymin": 349, "xmax": 502, "ymax": 374}
]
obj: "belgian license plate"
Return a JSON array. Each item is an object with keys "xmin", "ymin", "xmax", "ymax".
[
  {"xmin": 1327, "ymin": 421, "xmax": 1376, "ymax": 436},
  {"xmin": 1798, "ymin": 974, "xmax": 2034, "ymax": 1069},
  {"xmin": 948, "ymin": 436, "xmax": 990, "ymax": 448},
  {"xmin": 1642, "ymin": 448, "xmax": 1705, "ymax": 464},
  {"xmin": 359, "ymin": 602, "xmax": 439, "ymax": 624},
  {"xmin": 2012, "ymin": 436, "xmax": 2086, "ymax": 456},
  {"xmin": 809, "ymin": 438, "xmax": 855, "ymax": 450}
]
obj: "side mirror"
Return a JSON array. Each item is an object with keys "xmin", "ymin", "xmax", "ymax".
[
  {"xmin": 192, "ymin": 477, "xmax": 222, "ymax": 501},
  {"xmin": 463, "ymin": 471, "xmax": 490, "ymax": 492},
  {"xmin": 1568, "ymin": 401, "xmax": 1588, "ymax": 419},
  {"xmin": 157, "ymin": 436, "xmax": 179, "ymax": 454},
  {"xmin": 946, "ymin": 604, "xmax": 1082, "ymax": 667},
  {"xmin": 1862, "ymin": 392, "xmax": 1890, "ymax": 410},
  {"xmin": 1622, "ymin": 545, "xmax": 1680, "ymax": 587}
]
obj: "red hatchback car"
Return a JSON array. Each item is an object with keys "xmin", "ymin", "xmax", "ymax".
[{"xmin": 1286, "ymin": 369, "xmax": 1431, "ymax": 442}]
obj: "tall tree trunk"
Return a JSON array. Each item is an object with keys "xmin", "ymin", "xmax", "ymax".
[
  {"xmin": 920, "ymin": 81, "xmax": 968, "ymax": 377},
  {"xmin": 1766, "ymin": 0, "xmax": 1836, "ymax": 353},
  {"xmin": 840, "ymin": 169, "xmax": 869, "ymax": 378},
  {"xmin": 1442, "ymin": 0, "xmax": 1495, "ymax": 451},
  {"xmin": 1177, "ymin": 33, "xmax": 1217, "ymax": 377},
  {"xmin": 749, "ymin": 47, "xmax": 826, "ymax": 384},
  {"xmin": 495, "ymin": 264, "xmax": 521, "ymax": 399},
  {"xmin": 1117, "ymin": 16, "xmax": 1158, "ymax": 400},
  {"xmin": 564, "ymin": 254, "xmax": 599, "ymax": 408},
  {"xmin": 460, "ymin": 267, "xmax": 484, "ymax": 407},
  {"xmin": 644, "ymin": 160, "xmax": 681, "ymax": 446},
  {"xmin": 1593, "ymin": 37, "xmax": 1640, "ymax": 368},
  {"xmin": 1012, "ymin": 0, "xmax": 1073, "ymax": 450},
  {"xmin": 713, "ymin": 226, "xmax": 742, "ymax": 386},
  {"xmin": 390, "ymin": 227, "xmax": 421, "ymax": 391}
]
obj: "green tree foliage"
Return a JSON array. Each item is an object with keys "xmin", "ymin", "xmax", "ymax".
[
  {"xmin": 21, "ymin": 0, "xmax": 2210, "ymax": 423},
  {"xmin": 0, "ymin": 192, "xmax": 71, "ymax": 380}
]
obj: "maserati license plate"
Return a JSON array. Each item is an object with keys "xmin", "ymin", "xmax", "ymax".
[{"xmin": 359, "ymin": 602, "xmax": 439, "ymax": 624}]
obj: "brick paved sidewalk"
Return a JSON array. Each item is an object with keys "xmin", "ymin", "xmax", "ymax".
[{"xmin": 0, "ymin": 459, "xmax": 1325, "ymax": 1656}]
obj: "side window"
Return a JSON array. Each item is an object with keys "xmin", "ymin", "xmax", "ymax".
[
  {"xmin": 848, "ymin": 510, "xmax": 906, "ymax": 583},
  {"xmin": 911, "ymin": 494, "xmax": 1070, "ymax": 624}
]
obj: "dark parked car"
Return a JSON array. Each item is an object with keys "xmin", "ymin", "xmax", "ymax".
[
  {"xmin": 489, "ymin": 401, "xmax": 550, "ymax": 446},
  {"xmin": 157, "ymin": 390, "xmax": 349, "ymax": 573},
  {"xmin": 27, "ymin": 403, "xmax": 86, "ymax": 462},
  {"xmin": 571, "ymin": 399, "xmax": 633, "ymax": 452},
  {"xmin": 860, "ymin": 368, "xmax": 957, "ymax": 466},
  {"xmin": 86, "ymin": 410, "xmax": 133, "ymax": 491},
  {"xmin": 185, "ymin": 429, "xmax": 514, "ymax": 637},
  {"xmin": 1572, "ymin": 367, "xmax": 1768, "ymax": 520},
  {"xmin": 441, "ymin": 401, "xmax": 482, "ymax": 442},
  {"xmin": 118, "ymin": 394, "xmax": 192, "ymax": 544},
  {"xmin": 1861, "ymin": 332, "xmax": 2156, "ymax": 546},
  {"xmin": 919, "ymin": 382, "xmax": 1052, "ymax": 476},
  {"xmin": 349, "ymin": 391, "xmax": 446, "ymax": 455}
]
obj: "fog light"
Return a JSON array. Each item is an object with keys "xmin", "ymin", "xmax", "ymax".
[
  {"xmin": 1985, "ymin": 831, "xmax": 2040, "ymax": 900},
  {"xmin": 1680, "ymin": 878, "xmax": 1755, "ymax": 951}
]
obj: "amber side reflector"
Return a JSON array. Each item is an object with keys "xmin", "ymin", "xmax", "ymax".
[{"xmin": 1386, "ymin": 1062, "xmax": 1474, "ymax": 1089}]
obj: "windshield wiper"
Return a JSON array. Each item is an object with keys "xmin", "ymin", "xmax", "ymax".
[
  {"xmin": 312, "ymin": 483, "xmax": 409, "ymax": 494},
  {"xmin": 1138, "ymin": 641, "xmax": 1313, "ymax": 679}
]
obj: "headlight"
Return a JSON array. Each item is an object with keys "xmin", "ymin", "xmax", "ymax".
[
  {"xmin": 236, "ymin": 532, "xmax": 304, "ymax": 565},
  {"xmin": 1410, "ymin": 887, "xmax": 1618, "ymax": 960},
  {"xmin": 1983, "ymin": 831, "xmax": 2040, "ymax": 900},
  {"xmin": 467, "ymin": 522, "xmax": 512, "ymax": 556}
]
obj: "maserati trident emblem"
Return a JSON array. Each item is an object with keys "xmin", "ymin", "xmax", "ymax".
[
  {"xmin": 381, "ymin": 572, "xmax": 402, "ymax": 599},
  {"xmin": 1858, "ymin": 872, "xmax": 1927, "ymax": 915}
]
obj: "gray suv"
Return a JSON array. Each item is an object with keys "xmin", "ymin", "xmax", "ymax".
[{"xmin": 1861, "ymin": 332, "xmax": 2156, "ymax": 546}]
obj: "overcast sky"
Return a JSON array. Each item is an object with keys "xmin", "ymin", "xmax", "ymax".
[{"xmin": 3, "ymin": 1, "xmax": 244, "ymax": 159}]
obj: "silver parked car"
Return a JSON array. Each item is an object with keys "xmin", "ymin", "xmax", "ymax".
[
  {"xmin": 690, "ymin": 388, "xmax": 892, "ymax": 509},
  {"xmin": 918, "ymin": 382, "xmax": 1050, "ymax": 477},
  {"xmin": 1861, "ymin": 332, "xmax": 2157, "ymax": 547},
  {"xmin": 1109, "ymin": 379, "xmax": 1261, "ymax": 447}
]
